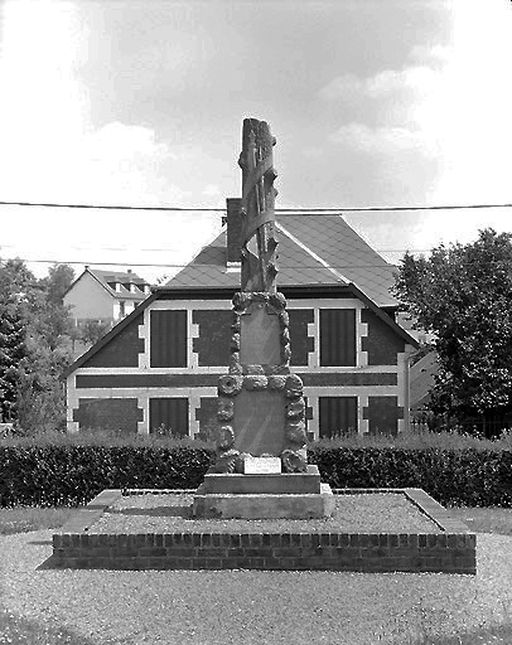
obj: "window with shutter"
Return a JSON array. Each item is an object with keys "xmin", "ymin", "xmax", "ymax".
[
  {"xmin": 149, "ymin": 398, "xmax": 188, "ymax": 435},
  {"xmin": 150, "ymin": 310, "xmax": 187, "ymax": 367},
  {"xmin": 319, "ymin": 396, "xmax": 358, "ymax": 438},
  {"xmin": 319, "ymin": 309, "xmax": 356, "ymax": 366}
]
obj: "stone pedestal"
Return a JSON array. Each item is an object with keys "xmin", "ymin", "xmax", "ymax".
[
  {"xmin": 198, "ymin": 289, "xmax": 334, "ymax": 518},
  {"xmin": 193, "ymin": 465, "xmax": 335, "ymax": 519}
]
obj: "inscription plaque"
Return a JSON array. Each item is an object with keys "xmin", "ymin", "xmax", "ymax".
[{"xmin": 243, "ymin": 456, "xmax": 282, "ymax": 474}]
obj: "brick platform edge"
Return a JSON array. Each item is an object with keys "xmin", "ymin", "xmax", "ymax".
[{"xmin": 52, "ymin": 488, "xmax": 476, "ymax": 574}]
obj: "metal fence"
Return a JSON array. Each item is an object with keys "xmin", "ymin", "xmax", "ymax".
[{"xmin": 410, "ymin": 412, "xmax": 512, "ymax": 438}]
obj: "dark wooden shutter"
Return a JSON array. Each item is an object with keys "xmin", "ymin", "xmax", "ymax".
[
  {"xmin": 150, "ymin": 310, "xmax": 187, "ymax": 367},
  {"xmin": 192, "ymin": 310, "xmax": 232, "ymax": 366},
  {"xmin": 149, "ymin": 398, "xmax": 188, "ymax": 435},
  {"xmin": 289, "ymin": 309, "xmax": 314, "ymax": 366},
  {"xmin": 319, "ymin": 396, "xmax": 358, "ymax": 438},
  {"xmin": 196, "ymin": 397, "xmax": 218, "ymax": 440},
  {"xmin": 73, "ymin": 398, "xmax": 142, "ymax": 434},
  {"xmin": 320, "ymin": 309, "xmax": 356, "ymax": 366}
]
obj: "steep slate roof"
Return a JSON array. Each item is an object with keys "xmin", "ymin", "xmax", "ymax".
[
  {"xmin": 167, "ymin": 214, "xmax": 397, "ymax": 306},
  {"xmin": 91, "ymin": 269, "xmax": 146, "ymax": 285}
]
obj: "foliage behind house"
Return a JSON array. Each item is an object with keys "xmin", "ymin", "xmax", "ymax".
[{"xmin": 394, "ymin": 228, "xmax": 512, "ymax": 435}]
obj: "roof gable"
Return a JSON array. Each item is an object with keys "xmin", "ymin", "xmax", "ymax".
[
  {"xmin": 63, "ymin": 270, "xmax": 121, "ymax": 309},
  {"xmin": 64, "ymin": 268, "xmax": 149, "ymax": 301},
  {"xmin": 279, "ymin": 215, "xmax": 397, "ymax": 305},
  {"xmin": 166, "ymin": 214, "xmax": 397, "ymax": 306}
]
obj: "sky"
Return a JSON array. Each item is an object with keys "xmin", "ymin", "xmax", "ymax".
[{"xmin": 1, "ymin": 0, "xmax": 512, "ymax": 283}]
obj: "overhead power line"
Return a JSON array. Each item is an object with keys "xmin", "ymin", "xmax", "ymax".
[
  {"xmin": 0, "ymin": 243, "xmax": 431, "ymax": 253},
  {"xmin": 0, "ymin": 201, "xmax": 225, "ymax": 212},
  {"xmin": 0, "ymin": 258, "xmax": 399, "ymax": 269},
  {"xmin": 1, "ymin": 199, "xmax": 512, "ymax": 213}
]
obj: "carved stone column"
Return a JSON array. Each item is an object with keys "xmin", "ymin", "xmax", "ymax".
[{"xmin": 210, "ymin": 118, "xmax": 307, "ymax": 474}]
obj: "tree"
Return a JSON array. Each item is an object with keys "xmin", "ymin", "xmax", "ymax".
[
  {"xmin": 393, "ymin": 228, "xmax": 512, "ymax": 433},
  {"xmin": 0, "ymin": 296, "xmax": 25, "ymax": 422},
  {"xmin": 80, "ymin": 320, "xmax": 111, "ymax": 346},
  {"xmin": 0, "ymin": 259, "xmax": 32, "ymax": 421},
  {"xmin": 0, "ymin": 259, "xmax": 75, "ymax": 432},
  {"xmin": 41, "ymin": 263, "xmax": 75, "ymax": 305}
]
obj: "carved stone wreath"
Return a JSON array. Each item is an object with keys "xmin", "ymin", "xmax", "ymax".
[{"xmin": 229, "ymin": 291, "xmax": 292, "ymax": 374}]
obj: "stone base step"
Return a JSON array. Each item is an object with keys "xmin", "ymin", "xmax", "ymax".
[
  {"xmin": 199, "ymin": 465, "xmax": 321, "ymax": 495},
  {"xmin": 193, "ymin": 483, "xmax": 335, "ymax": 519}
]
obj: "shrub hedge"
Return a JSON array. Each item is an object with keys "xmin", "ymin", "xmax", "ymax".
[
  {"xmin": 2, "ymin": 444, "xmax": 512, "ymax": 508},
  {"xmin": 309, "ymin": 447, "xmax": 512, "ymax": 507},
  {"xmin": 0, "ymin": 445, "xmax": 213, "ymax": 507}
]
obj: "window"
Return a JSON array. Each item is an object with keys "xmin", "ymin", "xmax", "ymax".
[
  {"xmin": 320, "ymin": 309, "xmax": 356, "ymax": 366},
  {"xmin": 319, "ymin": 396, "xmax": 358, "ymax": 438},
  {"xmin": 192, "ymin": 310, "xmax": 232, "ymax": 366},
  {"xmin": 149, "ymin": 398, "xmax": 188, "ymax": 435},
  {"xmin": 150, "ymin": 310, "xmax": 187, "ymax": 367},
  {"xmin": 119, "ymin": 300, "xmax": 125, "ymax": 318}
]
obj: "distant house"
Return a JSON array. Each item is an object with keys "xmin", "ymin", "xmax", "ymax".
[
  {"xmin": 64, "ymin": 199, "xmax": 418, "ymax": 438},
  {"xmin": 63, "ymin": 267, "xmax": 151, "ymax": 326}
]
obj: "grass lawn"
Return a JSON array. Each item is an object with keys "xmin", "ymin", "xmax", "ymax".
[
  {"xmin": 0, "ymin": 506, "xmax": 78, "ymax": 535},
  {"xmin": 448, "ymin": 505, "xmax": 512, "ymax": 536}
]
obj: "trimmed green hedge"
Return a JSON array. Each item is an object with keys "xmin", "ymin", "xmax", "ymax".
[
  {"xmin": 2, "ymin": 445, "xmax": 512, "ymax": 507},
  {"xmin": 0, "ymin": 445, "xmax": 213, "ymax": 507},
  {"xmin": 309, "ymin": 447, "xmax": 512, "ymax": 508}
]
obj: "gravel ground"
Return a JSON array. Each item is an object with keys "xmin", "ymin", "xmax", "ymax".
[
  {"xmin": 88, "ymin": 493, "xmax": 441, "ymax": 534},
  {"xmin": 2, "ymin": 530, "xmax": 512, "ymax": 644}
]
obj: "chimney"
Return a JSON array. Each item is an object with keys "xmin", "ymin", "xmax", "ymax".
[{"xmin": 226, "ymin": 197, "xmax": 242, "ymax": 264}]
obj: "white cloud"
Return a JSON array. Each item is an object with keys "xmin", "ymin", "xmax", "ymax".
[
  {"xmin": 321, "ymin": 0, "xmax": 512, "ymax": 204},
  {"xmin": 0, "ymin": 2, "xmax": 186, "ymax": 206},
  {"xmin": 319, "ymin": 58, "xmax": 447, "ymax": 160},
  {"xmin": 330, "ymin": 123, "xmax": 435, "ymax": 156},
  {"xmin": 431, "ymin": 0, "xmax": 512, "ymax": 204},
  {"xmin": 409, "ymin": 44, "xmax": 451, "ymax": 66},
  {"xmin": 319, "ymin": 66, "xmax": 439, "ymax": 103},
  {"xmin": 0, "ymin": 1, "xmax": 220, "ymax": 279},
  {"xmin": 318, "ymin": 73, "xmax": 364, "ymax": 101}
]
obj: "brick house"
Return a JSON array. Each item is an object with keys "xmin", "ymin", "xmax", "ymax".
[
  {"xmin": 63, "ymin": 267, "xmax": 151, "ymax": 326},
  {"xmin": 64, "ymin": 200, "xmax": 418, "ymax": 438}
]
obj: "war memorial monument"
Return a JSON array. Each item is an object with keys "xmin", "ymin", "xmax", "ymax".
[
  {"xmin": 52, "ymin": 119, "xmax": 476, "ymax": 574},
  {"xmin": 193, "ymin": 117, "xmax": 334, "ymax": 520}
]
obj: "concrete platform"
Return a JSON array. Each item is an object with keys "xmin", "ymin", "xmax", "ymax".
[
  {"xmin": 193, "ymin": 483, "xmax": 335, "ymax": 519},
  {"xmin": 51, "ymin": 488, "xmax": 477, "ymax": 574}
]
